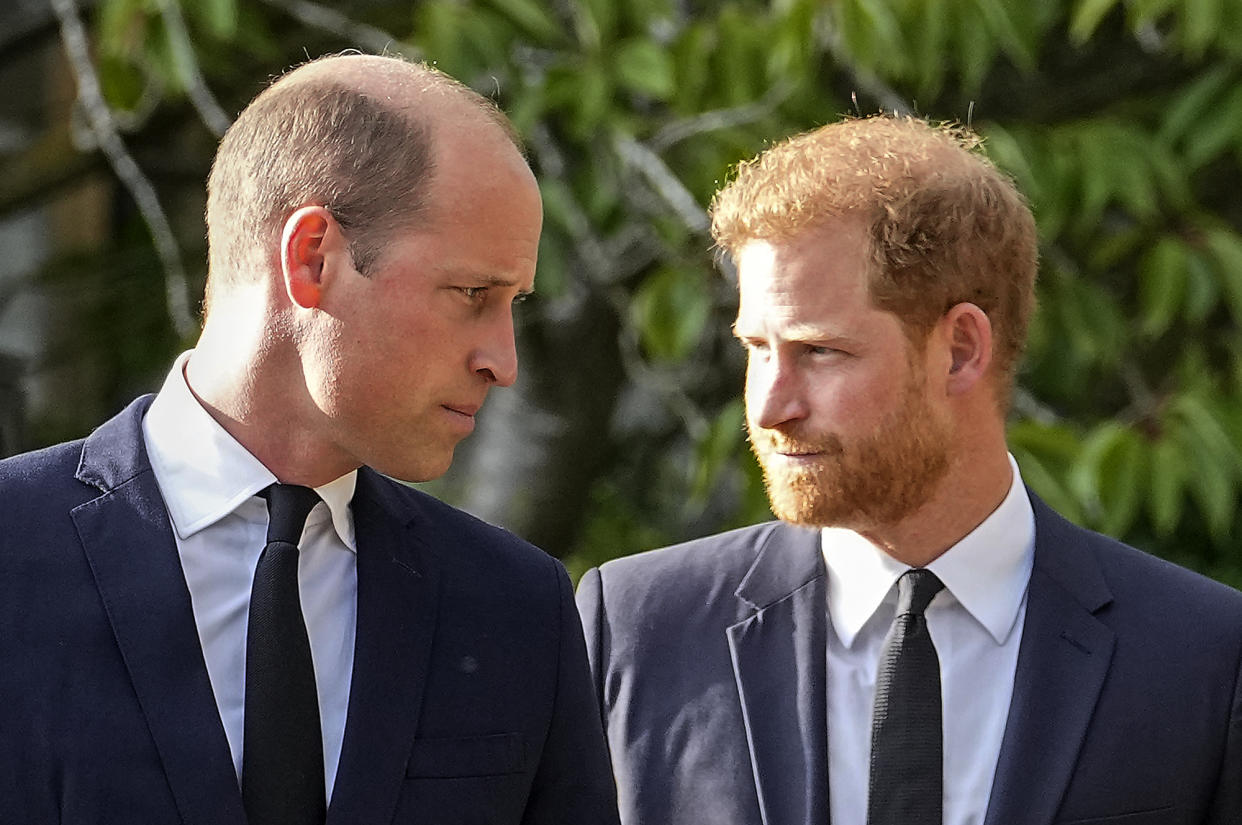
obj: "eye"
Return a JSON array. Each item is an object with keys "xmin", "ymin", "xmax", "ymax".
[
  {"xmin": 458, "ymin": 286, "xmax": 488, "ymax": 301},
  {"xmin": 804, "ymin": 343, "xmax": 847, "ymax": 359}
]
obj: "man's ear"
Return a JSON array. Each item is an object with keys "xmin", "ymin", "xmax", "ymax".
[
  {"xmin": 280, "ymin": 206, "xmax": 344, "ymax": 309},
  {"xmin": 941, "ymin": 302, "xmax": 993, "ymax": 397}
]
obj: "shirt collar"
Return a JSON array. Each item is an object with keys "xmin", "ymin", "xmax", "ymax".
[
  {"xmin": 822, "ymin": 454, "xmax": 1034, "ymax": 648},
  {"xmin": 142, "ymin": 351, "xmax": 358, "ymax": 551}
]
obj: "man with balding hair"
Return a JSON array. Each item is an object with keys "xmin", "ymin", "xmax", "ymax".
[
  {"xmin": 578, "ymin": 116, "xmax": 1242, "ymax": 825},
  {"xmin": 0, "ymin": 54, "xmax": 619, "ymax": 825}
]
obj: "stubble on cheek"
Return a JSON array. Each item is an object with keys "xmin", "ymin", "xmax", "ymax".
[{"xmin": 747, "ymin": 386, "xmax": 950, "ymax": 530}]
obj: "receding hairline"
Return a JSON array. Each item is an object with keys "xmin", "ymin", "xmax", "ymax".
[{"xmin": 264, "ymin": 53, "xmax": 522, "ymax": 150}]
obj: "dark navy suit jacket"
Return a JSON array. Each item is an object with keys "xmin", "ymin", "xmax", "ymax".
[
  {"xmin": 0, "ymin": 396, "xmax": 620, "ymax": 825},
  {"xmin": 577, "ymin": 497, "xmax": 1242, "ymax": 825}
]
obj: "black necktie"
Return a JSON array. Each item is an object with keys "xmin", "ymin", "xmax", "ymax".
[
  {"xmin": 867, "ymin": 568, "xmax": 945, "ymax": 825},
  {"xmin": 243, "ymin": 483, "xmax": 326, "ymax": 825}
]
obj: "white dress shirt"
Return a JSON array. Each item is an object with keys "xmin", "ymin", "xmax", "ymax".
[
  {"xmin": 823, "ymin": 456, "xmax": 1035, "ymax": 825},
  {"xmin": 141, "ymin": 351, "xmax": 358, "ymax": 800}
]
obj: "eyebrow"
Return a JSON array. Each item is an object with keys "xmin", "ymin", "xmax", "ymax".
[
  {"xmin": 732, "ymin": 320, "xmax": 858, "ymax": 346},
  {"xmin": 441, "ymin": 268, "xmax": 535, "ymax": 297}
]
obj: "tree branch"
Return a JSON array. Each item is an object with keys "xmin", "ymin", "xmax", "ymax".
[
  {"xmin": 649, "ymin": 82, "xmax": 792, "ymax": 153},
  {"xmin": 51, "ymin": 0, "xmax": 198, "ymax": 340},
  {"xmin": 155, "ymin": 0, "xmax": 231, "ymax": 137},
  {"xmin": 613, "ymin": 133, "xmax": 709, "ymax": 235},
  {"xmin": 255, "ymin": 0, "xmax": 415, "ymax": 57}
]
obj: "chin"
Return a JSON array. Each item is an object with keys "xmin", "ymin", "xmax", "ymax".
[{"xmin": 372, "ymin": 448, "xmax": 456, "ymax": 484}]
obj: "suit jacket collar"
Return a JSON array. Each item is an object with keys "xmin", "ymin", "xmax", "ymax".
[
  {"xmin": 325, "ymin": 467, "xmax": 441, "ymax": 824},
  {"xmin": 74, "ymin": 398, "xmax": 445, "ymax": 825},
  {"xmin": 984, "ymin": 491, "xmax": 1116, "ymax": 825},
  {"xmin": 728, "ymin": 522, "xmax": 830, "ymax": 825},
  {"xmin": 73, "ymin": 395, "xmax": 248, "ymax": 825}
]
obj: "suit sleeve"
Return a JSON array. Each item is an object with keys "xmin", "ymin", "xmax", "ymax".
[
  {"xmin": 521, "ymin": 563, "xmax": 620, "ymax": 825},
  {"xmin": 574, "ymin": 567, "xmax": 608, "ymax": 723}
]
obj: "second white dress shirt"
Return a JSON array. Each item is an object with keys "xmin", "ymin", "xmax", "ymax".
[
  {"xmin": 141, "ymin": 351, "xmax": 359, "ymax": 800},
  {"xmin": 823, "ymin": 456, "xmax": 1035, "ymax": 825}
]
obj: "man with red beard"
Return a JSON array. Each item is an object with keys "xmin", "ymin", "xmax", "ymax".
[{"xmin": 577, "ymin": 115, "xmax": 1242, "ymax": 825}]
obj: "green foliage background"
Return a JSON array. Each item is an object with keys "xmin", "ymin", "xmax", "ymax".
[{"xmin": 9, "ymin": 0, "xmax": 1242, "ymax": 585}]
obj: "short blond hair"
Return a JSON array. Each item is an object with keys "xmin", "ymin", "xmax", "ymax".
[{"xmin": 711, "ymin": 115, "xmax": 1038, "ymax": 405}]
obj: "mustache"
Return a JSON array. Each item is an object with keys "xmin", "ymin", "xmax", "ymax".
[{"xmin": 747, "ymin": 425, "xmax": 844, "ymax": 456}]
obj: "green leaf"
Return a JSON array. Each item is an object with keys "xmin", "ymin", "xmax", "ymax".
[
  {"xmin": 691, "ymin": 399, "xmax": 746, "ymax": 503},
  {"xmin": 769, "ymin": 0, "xmax": 819, "ymax": 79},
  {"xmin": 1010, "ymin": 448, "xmax": 1085, "ymax": 525},
  {"xmin": 1073, "ymin": 125, "xmax": 1117, "ymax": 229},
  {"xmin": 1171, "ymin": 393, "xmax": 1242, "ymax": 466},
  {"xmin": 671, "ymin": 23, "xmax": 712, "ymax": 113},
  {"xmin": 534, "ymin": 230, "xmax": 570, "ymax": 299},
  {"xmin": 835, "ymin": 0, "xmax": 905, "ymax": 78},
  {"xmin": 187, "ymin": 0, "xmax": 237, "ymax": 40},
  {"xmin": 972, "ymin": 0, "xmax": 1035, "ymax": 71},
  {"xmin": 613, "ymin": 38, "xmax": 676, "ymax": 101},
  {"xmin": 980, "ymin": 123, "xmax": 1040, "ymax": 203},
  {"xmin": 1181, "ymin": 0, "xmax": 1223, "ymax": 58},
  {"xmin": 538, "ymin": 178, "xmax": 584, "ymax": 238},
  {"xmin": 1147, "ymin": 436, "xmax": 1188, "ymax": 536},
  {"xmin": 1072, "ymin": 422, "xmax": 1146, "ymax": 535},
  {"xmin": 911, "ymin": 0, "xmax": 949, "ymax": 98},
  {"xmin": 955, "ymin": 5, "xmax": 998, "ymax": 93},
  {"xmin": 1130, "ymin": 0, "xmax": 1177, "ymax": 23},
  {"xmin": 1157, "ymin": 66, "xmax": 1234, "ymax": 147},
  {"xmin": 1183, "ymin": 247, "xmax": 1221, "ymax": 323},
  {"xmin": 1180, "ymin": 421, "xmax": 1238, "ymax": 542},
  {"xmin": 631, "ymin": 267, "xmax": 712, "ymax": 362},
  {"xmin": 1138, "ymin": 237, "xmax": 1188, "ymax": 338},
  {"xmin": 97, "ymin": 54, "xmax": 148, "ymax": 111},
  {"xmin": 97, "ymin": 0, "xmax": 147, "ymax": 56},
  {"xmin": 573, "ymin": 0, "xmax": 617, "ymax": 48},
  {"xmin": 1008, "ymin": 421, "xmax": 1086, "ymax": 467},
  {"xmin": 1201, "ymin": 227, "xmax": 1242, "ymax": 325},
  {"xmin": 1185, "ymin": 82, "xmax": 1242, "ymax": 167},
  {"xmin": 485, "ymin": 0, "xmax": 565, "ymax": 44},
  {"xmin": 1069, "ymin": 0, "xmax": 1121, "ymax": 44},
  {"xmin": 415, "ymin": 2, "xmax": 468, "ymax": 79},
  {"xmin": 546, "ymin": 60, "xmax": 611, "ymax": 137}
]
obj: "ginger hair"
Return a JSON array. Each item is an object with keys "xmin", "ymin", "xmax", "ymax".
[{"xmin": 711, "ymin": 115, "xmax": 1038, "ymax": 407}]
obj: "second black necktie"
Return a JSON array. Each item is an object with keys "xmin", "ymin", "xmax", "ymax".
[
  {"xmin": 243, "ymin": 483, "xmax": 326, "ymax": 825},
  {"xmin": 867, "ymin": 568, "xmax": 945, "ymax": 825}
]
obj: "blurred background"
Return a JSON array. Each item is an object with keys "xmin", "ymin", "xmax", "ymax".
[{"xmin": 2, "ymin": 0, "xmax": 1241, "ymax": 584}]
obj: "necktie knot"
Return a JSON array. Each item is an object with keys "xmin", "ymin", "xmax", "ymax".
[
  {"xmin": 262, "ymin": 483, "xmax": 320, "ymax": 546},
  {"xmin": 896, "ymin": 568, "xmax": 944, "ymax": 617}
]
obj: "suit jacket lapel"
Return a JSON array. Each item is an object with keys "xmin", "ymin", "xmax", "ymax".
[
  {"xmin": 984, "ymin": 494, "xmax": 1115, "ymax": 825},
  {"xmin": 72, "ymin": 396, "xmax": 246, "ymax": 825},
  {"xmin": 727, "ymin": 523, "xmax": 829, "ymax": 825},
  {"xmin": 326, "ymin": 469, "xmax": 440, "ymax": 825}
]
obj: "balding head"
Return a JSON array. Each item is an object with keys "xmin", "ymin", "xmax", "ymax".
[{"xmin": 204, "ymin": 53, "xmax": 522, "ymax": 308}]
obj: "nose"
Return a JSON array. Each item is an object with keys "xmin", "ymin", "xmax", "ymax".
[
  {"xmin": 470, "ymin": 311, "xmax": 519, "ymax": 387},
  {"xmin": 748, "ymin": 353, "xmax": 809, "ymax": 430}
]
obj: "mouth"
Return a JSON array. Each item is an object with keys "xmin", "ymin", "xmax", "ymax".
[
  {"xmin": 442, "ymin": 403, "xmax": 482, "ymax": 431},
  {"xmin": 443, "ymin": 403, "xmax": 481, "ymax": 417}
]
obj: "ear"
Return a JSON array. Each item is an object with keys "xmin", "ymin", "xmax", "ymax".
[
  {"xmin": 940, "ymin": 302, "xmax": 993, "ymax": 397},
  {"xmin": 279, "ymin": 206, "xmax": 341, "ymax": 309}
]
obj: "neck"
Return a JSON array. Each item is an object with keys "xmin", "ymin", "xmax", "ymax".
[
  {"xmin": 186, "ymin": 290, "xmax": 357, "ymax": 487},
  {"xmin": 861, "ymin": 427, "xmax": 1013, "ymax": 568}
]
